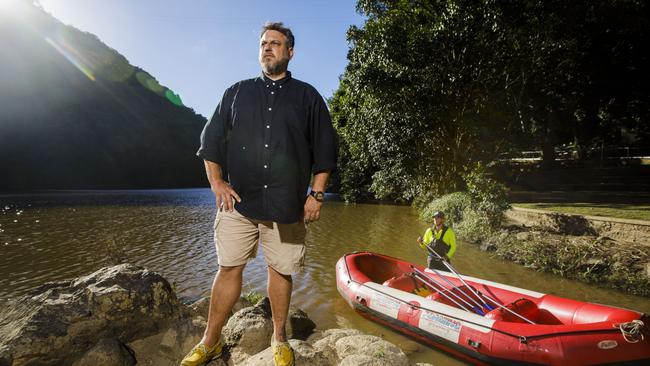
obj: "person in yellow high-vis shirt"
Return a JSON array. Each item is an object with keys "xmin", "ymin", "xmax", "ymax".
[{"xmin": 417, "ymin": 211, "xmax": 457, "ymax": 270}]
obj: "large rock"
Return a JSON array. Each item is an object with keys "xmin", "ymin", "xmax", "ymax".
[
  {"xmin": 127, "ymin": 317, "xmax": 205, "ymax": 366},
  {"xmin": 0, "ymin": 264, "xmax": 420, "ymax": 366},
  {"xmin": 310, "ymin": 328, "xmax": 364, "ymax": 364},
  {"xmin": 0, "ymin": 264, "xmax": 181, "ymax": 365},
  {"xmin": 71, "ymin": 338, "xmax": 135, "ymax": 366},
  {"xmin": 223, "ymin": 297, "xmax": 274, "ymax": 364},
  {"xmin": 308, "ymin": 330, "xmax": 412, "ymax": 366},
  {"xmin": 286, "ymin": 307, "xmax": 316, "ymax": 340},
  {"xmin": 335, "ymin": 335, "xmax": 410, "ymax": 366},
  {"xmin": 241, "ymin": 339, "xmax": 329, "ymax": 366}
]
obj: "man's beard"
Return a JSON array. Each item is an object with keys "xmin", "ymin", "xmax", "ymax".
[{"xmin": 261, "ymin": 56, "xmax": 290, "ymax": 76}]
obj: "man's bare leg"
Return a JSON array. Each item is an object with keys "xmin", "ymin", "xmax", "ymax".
[
  {"xmin": 267, "ymin": 265, "xmax": 293, "ymax": 342},
  {"xmin": 202, "ymin": 264, "xmax": 246, "ymax": 347}
]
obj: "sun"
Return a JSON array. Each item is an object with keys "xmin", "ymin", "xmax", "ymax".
[{"xmin": 0, "ymin": 0, "xmax": 33, "ymax": 17}]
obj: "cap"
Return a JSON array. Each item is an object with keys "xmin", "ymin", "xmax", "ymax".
[{"xmin": 433, "ymin": 211, "xmax": 445, "ymax": 218}]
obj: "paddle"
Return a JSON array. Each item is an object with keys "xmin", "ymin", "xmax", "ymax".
[
  {"xmin": 412, "ymin": 266, "xmax": 486, "ymax": 315},
  {"xmin": 422, "ymin": 241, "xmax": 494, "ymax": 311},
  {"xmin": 423, "ymin": 242, "xmax": 537, "ymax": 324}
]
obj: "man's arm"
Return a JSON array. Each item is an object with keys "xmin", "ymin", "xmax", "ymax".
[
  {"xmin": 303, "ymin": 170, "xmax": 330, "ymax": 223},
  {"xmin": 445, "ymin": 229, "xmax": 457, "ymax": 259},
  {"xmin": 204, "ymin": 160, "xmax": 240, "ymax": 212}
]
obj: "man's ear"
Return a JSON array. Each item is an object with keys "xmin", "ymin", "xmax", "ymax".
[{"xmin": 288, "ymin": 47, "xmax": 294, "ymax": 60}]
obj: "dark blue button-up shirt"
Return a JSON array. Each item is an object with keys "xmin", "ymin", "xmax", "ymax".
[{"xmin": 197, "ymin": 72, "xmax": 337, "ymax": 223}]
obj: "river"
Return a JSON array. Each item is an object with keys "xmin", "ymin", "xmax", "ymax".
[{"xmin": 1, "ymin": 189, "xmax": 648, "ymax": 365}]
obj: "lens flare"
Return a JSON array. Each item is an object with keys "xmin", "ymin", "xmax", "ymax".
[
  {"xmin": 136, "ymin": 71, "xmax": 165, "ymax": 94},
  {"xmin": 45, "ymin": 36, "xmax": 95, "ymax": 81},
  {"xmin": 165, "ymin": 89, "xmax": 183, "ymax": 107}
]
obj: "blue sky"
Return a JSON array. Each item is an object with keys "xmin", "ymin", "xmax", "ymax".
[{"xmin": 39, "ymin": 0, "xmax": 365, "ymax": 118}]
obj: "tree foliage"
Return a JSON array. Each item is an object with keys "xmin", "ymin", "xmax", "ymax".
[{"xmin": 331, "ymin": 0, "xmax": 650, "ymax": 202}]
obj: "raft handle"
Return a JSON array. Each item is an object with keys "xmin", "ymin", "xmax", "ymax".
[
  {"xmin": 519, "ymin": 336, "xmax": 527, "ymax": 344},
  {"xmin": 467, "ymin": 339, "xmax": 481, "ymax": 348}
]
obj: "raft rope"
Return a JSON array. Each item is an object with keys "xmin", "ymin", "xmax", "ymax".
[{"xmin": 615, "ymin": 320, "xmax": 645, "ymax": 343}]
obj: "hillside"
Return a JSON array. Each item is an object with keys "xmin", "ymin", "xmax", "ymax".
[{"xmin": 0, "ymin": 1, "xmax": 208, "ymax": 189}]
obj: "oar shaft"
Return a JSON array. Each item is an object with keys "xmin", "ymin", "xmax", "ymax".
[
  {"xmin": 481, "ymin": 293, "xmax": 536, "ymax": 324},
  {"xmin": 425, "ymin": 243, "xmax": 492, "ymax": 309},
  {"xmin": 413, "ymin": 273, "xmax": 473, "ymax": 313},
  {"xmin": 412, "ymin": 267, "xmax": 483, "ymax": 314},
  {"xmin": 426, "ymin": 266, "xmax": 486, "ymax": 311}
]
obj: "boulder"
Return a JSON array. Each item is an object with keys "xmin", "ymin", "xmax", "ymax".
[
  {"xmin": 223, "ymin": 297, "xmax": 274, "ymax": 364},
  {"xmin": 287, "ymin": 307, "xmax": 316, "ymax": 340},
  {"xmin": 71, "ymin": 338, "xmax": 135, "ymax": 366},
  {"xmin": 241, "ymin": 339, "xmax": 329, "ymax": 366},
  {"xmin": 127, "ymin": 317, "xmax": 205, "ymax": 365},
  {"xmin": 310, "ymin": 328, "xmax": 364, "ymax": 364},
  {"xmin": 335, "ymin": 334, "xmax": 410, "ymax": 366},
  {"xmin": 0, "ymin": 264, "xmax": 419, "ymax": 366},
  {"xmin": 0, "ymin": 264, "xmax": 181, "ymax": 365}
]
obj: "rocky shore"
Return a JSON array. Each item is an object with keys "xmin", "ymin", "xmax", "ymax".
[
  {"xmin": 0, "ymin": 264, "xmax": 433, "ymax": 366},
  {"xmin": 477, "ymin": 209, "xmax": 650, "ymax": 297}
]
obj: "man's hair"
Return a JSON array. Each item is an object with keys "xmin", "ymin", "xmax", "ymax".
[{"xmin": 260, "ymin": 21, "xmax": 295, "ymax": 49}]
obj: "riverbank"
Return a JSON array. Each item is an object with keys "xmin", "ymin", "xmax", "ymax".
[
  {"xmin": 474, "ymin": 208, "xmax": 650, "ymax": 297},
  {"xmin": 0, "ymin": 263, "xmax": 433, "ymax": 366}
]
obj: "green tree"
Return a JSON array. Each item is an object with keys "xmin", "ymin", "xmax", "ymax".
[
  {"xmin": 332, "ymin": 0, "xmax": 650, "ymax": 202},
  {"xmin": 332, "ymin": 0, "xmax": 515, "ymax": 202}
]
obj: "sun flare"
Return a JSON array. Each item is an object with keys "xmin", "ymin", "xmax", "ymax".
[{"xmin": 0, "ymin": 0, "xmax": 32, "ymax": 18}]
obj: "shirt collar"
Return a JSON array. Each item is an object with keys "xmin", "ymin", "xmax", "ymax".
[{"xmin": 260, "ymin": 71, "xmax": 292, "ymax": 87}]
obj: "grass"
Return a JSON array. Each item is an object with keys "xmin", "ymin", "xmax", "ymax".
[
  {"xmin": 513, "ymin": 203, "xmax": 650, "ymax": 221},
  {"xmin": 242, "ymin": 290, "xmax": 264, "ymax": 305}
]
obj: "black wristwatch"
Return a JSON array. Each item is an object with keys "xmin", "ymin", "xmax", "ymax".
[{"xmin": 309, "ymin": 190, "xmax": 325, "ymax": 202}]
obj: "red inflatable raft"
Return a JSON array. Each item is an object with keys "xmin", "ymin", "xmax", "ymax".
[{"xmin": 336, "ymin": 252, "xmax": 650, "ymax": 365}]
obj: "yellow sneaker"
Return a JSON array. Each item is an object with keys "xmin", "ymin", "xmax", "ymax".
[
  {"xmin": 272, "ymin": 340, "xmax": 295, "ymax": 366},
  {"xmin": 180, "ymin": 340, "xmax": 222, "ymax": 366}
]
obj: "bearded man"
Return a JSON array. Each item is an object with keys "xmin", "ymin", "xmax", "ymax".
[{"xmin": 181, "ymin": 21, "xmax": 337, "ymax": 366}]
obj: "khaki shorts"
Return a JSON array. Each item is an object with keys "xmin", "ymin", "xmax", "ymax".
[{"xmin": 213, "ymin": 208, "xmax": 306, "ymax": 275}]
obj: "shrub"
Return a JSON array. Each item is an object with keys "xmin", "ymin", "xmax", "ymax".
[
  {"xmin": 420, "ymin": 192, "xmax": 472, "ymax": 225},
  {"xmin": 464, "ymin": 163, "xmax": 511, "ymax": 228},
  {"xmin": 454, "ymin": 208, "xmax": 492, "ymax": 243}
]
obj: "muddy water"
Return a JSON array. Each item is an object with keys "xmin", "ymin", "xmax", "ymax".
[{"xmin": 1, "ymin": 189, "xmax": 648, "ymax": 365}]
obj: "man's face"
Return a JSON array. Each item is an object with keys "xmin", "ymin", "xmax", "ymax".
[
  {"xmin": 434, "ymin": 216, "xmax": 444, "ymax": 227},
  {"xmin": 259, "ymin": 30, "xmax": 293, "ymax": 76}
]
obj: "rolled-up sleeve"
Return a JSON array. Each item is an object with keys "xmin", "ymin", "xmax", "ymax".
[
  {"xmin": 310, "ymin": 92, "xmax": 338, "ymax": 173},
  {"xmin": 196, "ymin": 85, "xmax": 235, "ymax": 166}
]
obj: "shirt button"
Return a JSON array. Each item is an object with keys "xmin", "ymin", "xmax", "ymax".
[
  {"xmin": 271, "ymin": 91, "xmax": 275, "ymax": 95},
  {"xmin": 279, "ymin": 85, "xmax": 282, "ymax": 88},
  {"xmin": 265, "ymin": 144, "xmax": 268, "ymax": 147},
  {"xmin": 263, "ymin": 165, "xmax": 268, "ymax": 169},
  {"xmin": 268, "ymin": 107, "xmax": 272, "ymax": 111},
  {"xmin": 266, "ymin": 125, "xmax": 270, "ymax": 128},
  {"xmin": 272, "ymin": 82, "xmax": 275, "ymax": 85},
  {"xmin": 264, "ymin": 185, "xmax": 268, "ymax": 189},
  {"xmin": 242, "ymin": 146, "xmax": 246, "ymax": 150}
]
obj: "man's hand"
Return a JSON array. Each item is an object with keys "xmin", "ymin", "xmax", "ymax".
[
  {"xmin": 303, "ymin": 195, "xmax": 322, "ymax": 224},
  {"xmin": 211, "ymin": 179, "xmax": 241, "ymax": 212}
]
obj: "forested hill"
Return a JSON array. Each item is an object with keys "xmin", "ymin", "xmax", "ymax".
[{"xmin": 0, "ymin": 1, "xmax": 208, "ymax": 190}]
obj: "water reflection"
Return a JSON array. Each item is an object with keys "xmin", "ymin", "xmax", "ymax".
[{"xmin": 1, "ymin": 189, "xmax": 648, "ymax": 365}]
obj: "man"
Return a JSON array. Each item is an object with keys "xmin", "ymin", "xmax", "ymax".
[
  {"xmin": 417, "ymin": 211, "xmax": 457, "ymax": 271},
  {"xmin": 181, "ymin": 22, "xmax": 337, "ymax": 366}
]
